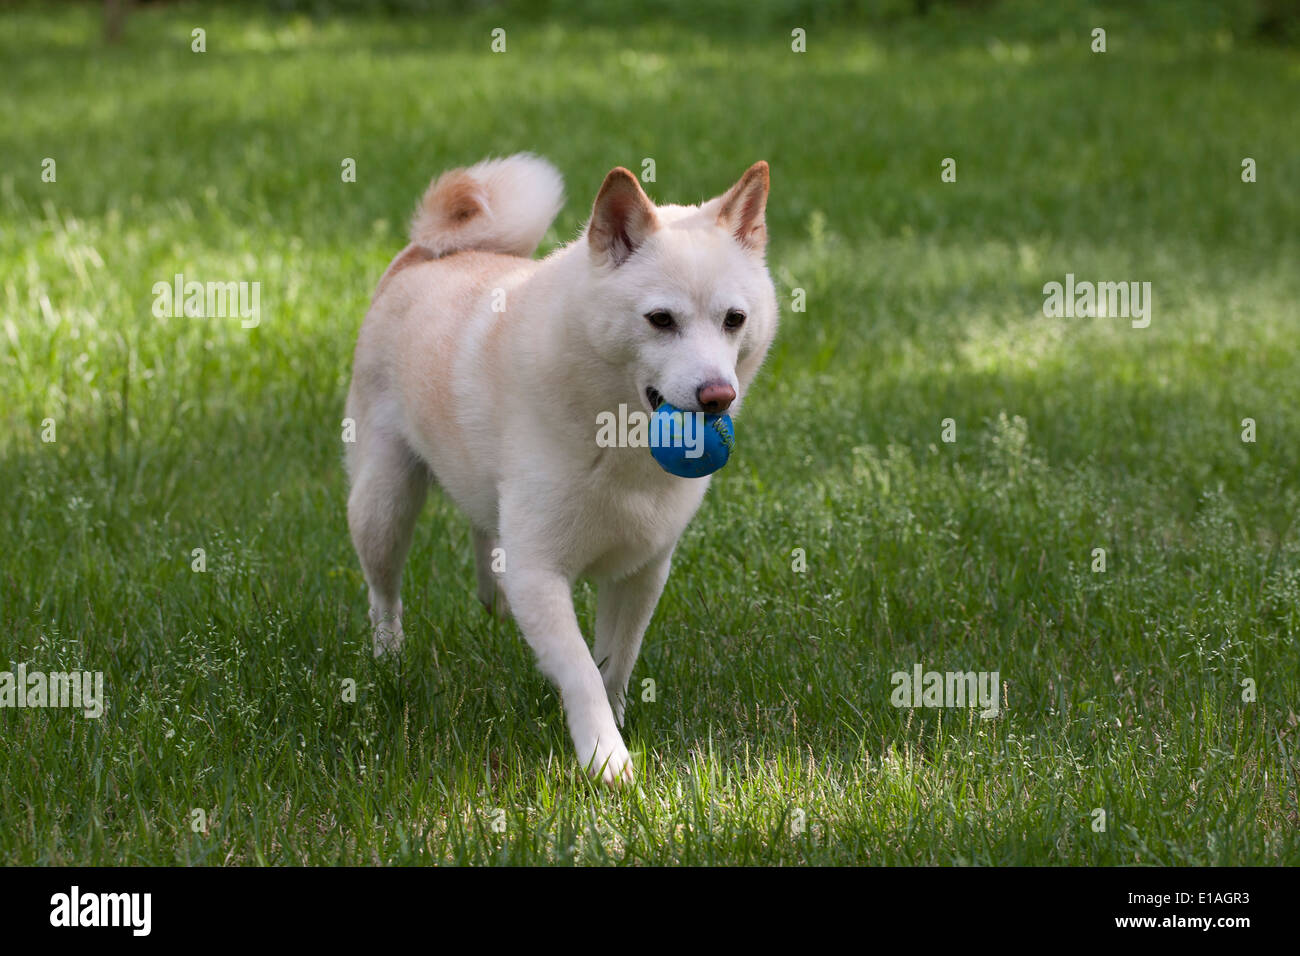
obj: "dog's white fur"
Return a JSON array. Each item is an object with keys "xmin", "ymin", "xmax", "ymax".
[{"xmin": 345, "ymin": 154, "xmax": 777, "ymax": 783}]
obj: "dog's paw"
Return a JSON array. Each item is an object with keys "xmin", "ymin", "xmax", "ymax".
[
  {"xmin": 575, "ymin": 732, "xmax": 635, "ymax": 787},
  {"xmin": 369, "ymin": 604, "xmax": 404, "ymax": 657},
  {"xmin": 593, "ymin": 744, "xmax": 635, "ymax": 787},
  {"xmin": 372, "ymin": 624, "xmax": 403, "ymax": 657}
]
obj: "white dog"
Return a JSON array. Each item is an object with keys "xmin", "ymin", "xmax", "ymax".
[{"xmin": 345, "ymin": 154, "xmax": 777, "ymax": 783}]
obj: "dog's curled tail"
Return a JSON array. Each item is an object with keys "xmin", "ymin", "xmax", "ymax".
[{"xmin": 410, "ymin": 153, "xmax": 564, "ymax": 258}]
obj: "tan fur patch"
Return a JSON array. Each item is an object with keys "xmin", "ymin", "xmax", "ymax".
[{"xmin": 437, "ymin": 172, "xmax": 484, "ymax": 225}]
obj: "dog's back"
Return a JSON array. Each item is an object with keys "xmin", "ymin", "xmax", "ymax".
[{"xmin": 347, "ymin": 155, "xmax": 567, "ymax": 524}]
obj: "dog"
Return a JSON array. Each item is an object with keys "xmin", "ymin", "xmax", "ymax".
[{"xmin": 345, "ymin": 154, "xmax": 777, "ymax": 783}]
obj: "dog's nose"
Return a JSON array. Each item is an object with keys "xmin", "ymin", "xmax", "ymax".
[{"xmin": 696, "ymin": 381, "xmax": 736, "ymax": 413}]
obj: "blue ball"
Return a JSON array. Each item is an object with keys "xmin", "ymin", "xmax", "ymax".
[{"xmin": 649, "ymin": 403, "xmax": 735, "ymax": 478}]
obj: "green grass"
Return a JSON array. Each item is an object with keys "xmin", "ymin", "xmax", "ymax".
[{"xmin": 2, "ymin": 0, "xmax": 1298, "ymax": 865}]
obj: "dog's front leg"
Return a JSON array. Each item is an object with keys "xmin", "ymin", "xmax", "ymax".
[
  {"xmin": 594, "ymin": 553, "xmax": 672, "ymax": 728},
  {"xmin": 503, "ymin": 565, "xmax": 633, "ymax": 785}
]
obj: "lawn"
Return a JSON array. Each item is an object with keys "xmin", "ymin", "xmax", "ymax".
[{"xmin": 1, "ymin": 0, "xmax": 1297, "ymax": 864}]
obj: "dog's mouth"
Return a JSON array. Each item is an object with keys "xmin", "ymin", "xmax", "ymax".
[{"xmin": 645, "ymin": 386, "xmax": 665, "ymax": 412}]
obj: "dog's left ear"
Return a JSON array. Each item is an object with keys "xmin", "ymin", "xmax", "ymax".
[{"xmin": 714, "ymin": 161, "xmax": 769, "ymax": 255}]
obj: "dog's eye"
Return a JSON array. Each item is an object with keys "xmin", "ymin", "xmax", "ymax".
[
  {"xmin": 645, "ymin": 310, "xmax": 675, "ymax": 330},
  {"xmin": 723, "ymin": 309, "xmax": 747, "ymax": 331}
]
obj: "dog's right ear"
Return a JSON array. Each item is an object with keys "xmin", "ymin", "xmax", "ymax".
[{"xmin": 587, "ymin": 168, "xmax": 658, "ymax": 267}]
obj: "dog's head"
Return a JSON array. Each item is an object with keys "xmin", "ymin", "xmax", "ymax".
[{"xmin": 579, "ymin": 162, "xmax": 778, "ymax": 417}]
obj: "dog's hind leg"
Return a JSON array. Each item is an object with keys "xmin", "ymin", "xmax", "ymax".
[
  {"xmin": 473, "ymin": 529, "xmax": 510, "ymax": 620},
  {"xmin": 347, "ymin": 430, "xmax": 429, "ymax": 656},
  {"xmin": 593, "ymin": 553, "xmax": 672, "ymax": 728}
]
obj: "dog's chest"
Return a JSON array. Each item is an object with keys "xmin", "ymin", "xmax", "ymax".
[{"xmin": 571, "ymin": 459, "xmax": 708, "ymax": 579}]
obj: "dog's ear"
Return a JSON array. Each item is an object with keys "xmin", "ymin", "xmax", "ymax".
[
  {"xmin": 588, "ymin": 167, "xmax": 658, "ymax": 267},
  {"xmin": 714, "ymin": 161, "xmax": 769, "ymax": 255}
]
